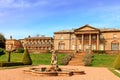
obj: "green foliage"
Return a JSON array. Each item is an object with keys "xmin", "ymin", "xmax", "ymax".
[
  {"xmin": 15, "ymin": 48, "xmax": 24, "ymax": 53},
  {"xmin": 92, "ymin": 50, "xmax": 105, "ymax": 54},
  {"xmin": 83, "ymin": 54, "xmax": 94, "ymax": 66},
  {"xmin": 113, "ymin": 53, "xmax": 120, "ymax": 70},
  {"xmin": 22, "ymin": 49, "xmax": 32, "ymax": 65},
  {"xmin": 0, "ymin": 33, "xmax": 6, "ymax": 48},
  {"xmin": 0, "ymin": 61, "xmax": 23, "ymax": 67},
  {"xmin": 92, "ymin": 54, "xmax": 116, "ymax": 67},
  {"xmin": 0, "ymin": 48, "xmax": 5, "ymax": 55},
  {"xmin": 60, "ymin": 54, "xmax": 74, "ymax": 65}
]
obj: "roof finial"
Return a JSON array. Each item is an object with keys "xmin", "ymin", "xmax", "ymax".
[{"xmin": 10, "ymin": 35, "xmax": 12, "ymax": 40}]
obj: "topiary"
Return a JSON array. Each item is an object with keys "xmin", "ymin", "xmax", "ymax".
[
  {"xmin": 22, "ymin": 48, "xmax": 32, "ymax": 65},
  {"xmin": 113, "ymin": 53, "xmax": 120, "ymax": 70}
]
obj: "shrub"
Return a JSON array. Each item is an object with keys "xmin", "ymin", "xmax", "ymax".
[
  {"xmin": 113, "ymin": 53, "xmax": 120, "ymax": 70},
  {"xmin": 0, "ymin": 61, "xmax": 24, "ymax": 67},
  {"xmin": 60, "ymin": 54, "xmax": 74, "ymax": 65},
  {"xmin": 83, "ymin": 54, "xmax": 94, "ymax": 66},
  {"xmin": 22, "ymin": 48, "xmax": 32, "ymax": 65},
  {"xmin": 92, "ymin": 50, "xmax": 105, "ymax": 54},
  {"xmin": 0, "ymin": 48, "xmax": 5, "ymax": 55},
  {"xmin": 15, "ymin": 48, "xmax": 24, "ymax": 53}
]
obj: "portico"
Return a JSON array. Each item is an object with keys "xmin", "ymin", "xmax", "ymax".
[{"xmin": 74, "ymin": 25, "xmax": 100, "ymax": 52}]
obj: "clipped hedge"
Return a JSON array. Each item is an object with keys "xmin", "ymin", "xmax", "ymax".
[
  {"xmin": 92, "ymin": 50, "xmax": 105, "ymax": 54},
  {"xmin": 0, "ymin": 62, "xmax": 24, "ymax": 67},
  {"xmin": 60, "ymin": 54, "xmax": 74, "ymax": 65}
]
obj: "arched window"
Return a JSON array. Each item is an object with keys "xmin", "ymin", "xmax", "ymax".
[
  {"xmin": 58, "ymin": 41, "xmax": 65, "ymax": 50},
  {"xmin": 111, "ymin": 41, "xmax": 119, "ymax": 50}
]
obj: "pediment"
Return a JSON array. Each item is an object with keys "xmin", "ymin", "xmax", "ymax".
[{"xmin": 75, "ymin": 24, "xmax": 100, "ymax": 32}]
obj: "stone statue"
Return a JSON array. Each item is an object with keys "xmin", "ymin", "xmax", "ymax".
[{"xmin": 50, "ymin": 50, "xmax": 58, "ymax": 68}]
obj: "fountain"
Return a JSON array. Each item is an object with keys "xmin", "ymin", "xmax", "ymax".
[{"xmin": 23, "ymin": 50, "xmax": 85, "ymax": 76}]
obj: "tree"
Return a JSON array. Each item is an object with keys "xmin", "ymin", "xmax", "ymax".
[
  {"xmin": 113, "ymin": 53, "xmax": 120, "ymax": 70},
  {"xmin": 0, "ymin": 33, "xmax": 6, "ymax": 48},
  {"xmin": 22, "ymin": 48, "xmax": 32, "ymax": 65}
]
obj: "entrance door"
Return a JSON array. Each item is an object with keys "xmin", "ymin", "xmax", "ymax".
[{"xmin": 84, "ymin": 44, "xmax": 89, "ymax": 52}]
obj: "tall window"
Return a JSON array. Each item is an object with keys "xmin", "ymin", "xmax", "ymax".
[
  {"xmin": 92, "ymin": 35, "xmax": 96, "ymax": 40},
  {"xmin": 78, "ymin": 35, "xmax": 82, "ymax": 40},
  {"xmin": 85, "ymin": 35, "xmax": 89, "ymax": 40},
  {"xmin": 58, "ymin": 42, "xmax": 65, "ymax": 50},
  {"xmin": 111, "ymin": 43, "xmax": 119, "ymax": 50}
]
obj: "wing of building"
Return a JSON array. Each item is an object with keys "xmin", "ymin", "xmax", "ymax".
[{"xmin": 54, "ymin": 24, "xmax": 120, "ymax": 54}]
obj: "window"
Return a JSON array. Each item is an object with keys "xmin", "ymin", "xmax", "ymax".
[
  {"xmin": 111, "ymin": 43, "xmax": 119, "ymax": 50},
  {"xmin": 71, "ymin": 35, "xmax": 75, "ymax": 40},
  {"xmin": 78, "ymin": 35, "xmax": 82, "ymax": 40},
  {"xmin": 100, "ymin": 34, "xmax": 104, "ymax": 39},
  {"xmin": 58, "ymin": 42, "xmax": 65, "ymax": 50},
  {"xmin": 85, "ymin": 35, "xmax": 89, "ymax": 40},
  {"xmin": 113, "ymin": 34, "xmax": 117, "ymax": 39},
  {"xmin": 92, "ymin": 35, "xmax": 96, "ymax": 40}
]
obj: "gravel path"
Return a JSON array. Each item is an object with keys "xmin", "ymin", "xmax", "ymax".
[{"xmin": 0, "ymin": 65, "xmax": 119, "ymax": 80}]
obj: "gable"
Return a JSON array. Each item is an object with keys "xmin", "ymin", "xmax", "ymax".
[{"xmin": 75, "ymin": 24, "xmax": 100, "ymax": 32}]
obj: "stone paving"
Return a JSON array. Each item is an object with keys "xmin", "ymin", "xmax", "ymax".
[{"xmin": 0, "ymin": 65, "xmax": 120, "ymax": 80}]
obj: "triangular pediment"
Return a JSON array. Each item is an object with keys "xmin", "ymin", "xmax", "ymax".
[{"xmin": 75, "ymin": 24, "xmax": 100, "ymax": 32}]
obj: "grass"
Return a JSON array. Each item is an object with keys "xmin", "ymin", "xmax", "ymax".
[
  {"xmin": 0, "ymin": 53, "xmax": 66, "ymax": 66},
  {"xmin": 91, "ymin": 54, "xmax": 117, "ymax": 67}
]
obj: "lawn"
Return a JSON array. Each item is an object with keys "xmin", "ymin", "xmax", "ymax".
[
  {"xmin": 91, "ymin": 54, "xmax": 117, "ymax": 67},
  {"xmin": 0, "ymin": 53, "xmax": 66, "ymax": 65}
]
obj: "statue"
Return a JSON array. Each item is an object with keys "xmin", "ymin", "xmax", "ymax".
[{"xmin": 50, "ymin": 50, "xmax": 58, "ymax": 68}]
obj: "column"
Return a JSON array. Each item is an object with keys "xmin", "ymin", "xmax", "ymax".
[
  {"xmin": 82, "ymin": 34, "xmax": 84, "ymax": 51},
  {"xmin": 97, "ymin": 34, "xmax": 99, "ymax": 50},
  {"xmin": 89, "ymin": 34, "xmax": 91, "ymax": 53},
  {"xmin": 75, "ymin": 35, "xmax": 77, "ymax": 51}
]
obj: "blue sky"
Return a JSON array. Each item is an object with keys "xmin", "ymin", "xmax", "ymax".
[{"xmin": 0, "ymin": 0, "xmax": 120, "ymax": 39}]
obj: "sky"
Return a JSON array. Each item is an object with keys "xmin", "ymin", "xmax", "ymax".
[{"xmin": 0, "ymin": 0, "xmax": 120, "ymax": 39}]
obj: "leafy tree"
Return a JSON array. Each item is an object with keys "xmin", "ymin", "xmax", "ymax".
[
  {"xmin": 113, "ymin": 53, "xmax": 120, "ymax": 70},
  {"xmin": 0, "ymin": 33, "xmax": 6, "ymax": 48},
  {"xmin": 22, "ymin": 48, "xmax": 32, "ymax": 65}
]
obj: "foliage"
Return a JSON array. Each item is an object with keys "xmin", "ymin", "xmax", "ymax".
[
  {"xmin": 22, "ymin": 48, "xmax": 32, "ymax": 65},
  {"xmin": 92, "ymin": 50, "xmax": 105, "ymax": 54},
  {"xmin": 0, "ymin": 33, "xmax": 6, "ymax": 48},
  {"xmin": 91, "ymin": 54, "xmax": 116, "ymax": 67},
  {"xmin": 0, "ymin": 61, "xmax": 23, "ymax": 67},
  {"xmin": 0, "ymin": 48, "xmax": 5, "ymax": 55},
  {"xmin": 83, "ymin": 54, "xmax": 94, "ymax": 66},
  {"xmin": 60, "ymin": 54, "xmax": 74, "ymax": 65},
  {"xmin": 113, "ymin": 53, "xmax": 120, "ymax": 70},
  {"xmin": 15, "ymin": 48, "xmax": 24, "ymax": 53}
]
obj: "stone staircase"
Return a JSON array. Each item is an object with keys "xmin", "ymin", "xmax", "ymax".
[{"xmin": 68, "ymin": 52, "xmax": 85, "ymax": 66}]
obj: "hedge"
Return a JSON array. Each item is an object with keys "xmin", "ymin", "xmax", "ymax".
[{"xmin": 0, "ymin": 62, "xmax": 24, "ymax": 67}]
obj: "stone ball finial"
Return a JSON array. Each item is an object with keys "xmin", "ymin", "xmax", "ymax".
[{"xmin": 10, "ymin": 35, "xmax": 12, "ymax": 40}]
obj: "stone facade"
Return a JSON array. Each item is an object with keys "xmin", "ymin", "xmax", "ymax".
[
  {"xmin": 20, "ymin": 36, "xmax": 53, "ymax": 53},
  {"xmin": 54, "ymin": 24, "xmax": 120, "ymax": 53},
  {"xmin": 6, "ymin": 36, "xmax": 21, "ymax": 51}
]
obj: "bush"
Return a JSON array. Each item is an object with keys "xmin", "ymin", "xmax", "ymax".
[
  {"xmin": 0, "ymin": 48, "xmax": 5, "ymax": 55},
  {"xmin": 15, "ymin": 48, "xmax": 24, "ymax": 53},
  {"xmin": 83, "ymin": 54, "xmax": 94, "ymax": 66},
  {"xmin": 60, "ymin": 54, "xmax": 74, "ymax": 65},
  {"xmin": 0, "ymin": 61, "xmax": 24, "ymax": 67},
  {"xmin": 113, "ymin": 53, "xmax": 120, "ymax": 70},
  {"xmin": 22, "ymin": 48, "xmax": 32, "ymax": 65},
  {"xmin": 92, "ymin": 50, "xmax": 105, "ymax": 54}
]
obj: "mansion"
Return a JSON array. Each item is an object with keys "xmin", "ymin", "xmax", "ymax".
[
  {"xmin": 54, "ymin": 24, "xmax": 120, "ymax": 53},
  {"xmin": 5, "ymin": 24, "xmax": 120, "ymax": 53}
]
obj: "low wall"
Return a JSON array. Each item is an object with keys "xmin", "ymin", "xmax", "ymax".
[{"xmin": 105, "ymin": 50, "xmax": 120, "ymax": 54}]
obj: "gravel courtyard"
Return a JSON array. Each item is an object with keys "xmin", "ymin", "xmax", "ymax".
[{"xmin": 0, "ymin": 65, "xmax": 119, "ymax": 80}]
